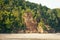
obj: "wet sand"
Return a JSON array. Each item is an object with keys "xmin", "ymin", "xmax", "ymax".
[{"xmin": 0, "ymin": 33, "xmax": 60, "ymax": 40}]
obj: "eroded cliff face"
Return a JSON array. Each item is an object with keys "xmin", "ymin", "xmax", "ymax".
[
  {"xmin": 22, "ymin": 12, "xmax": 55, "ymax": 33},
  {"xmin": 23, "ymin": 12, "xmax": 37, "ymax": 33}
]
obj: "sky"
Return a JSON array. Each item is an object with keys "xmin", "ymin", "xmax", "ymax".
[{"xmin": 25, "ymin": 0, "xmax": 60, "ymax": 9}]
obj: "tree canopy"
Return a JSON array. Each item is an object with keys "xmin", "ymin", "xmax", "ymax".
[{"xmin": 0, "ymin": 0, "xmax": 60, "ymax": 33}]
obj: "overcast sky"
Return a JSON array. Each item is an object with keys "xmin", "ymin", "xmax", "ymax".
[{"xmin": 25, "ymin": 0, "xmax": 60, "ymax": 9}]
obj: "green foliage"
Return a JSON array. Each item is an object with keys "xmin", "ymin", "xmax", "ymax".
[{"xmin": 0, "ymin": 0, "xmax": 60, "ymax": 33}]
